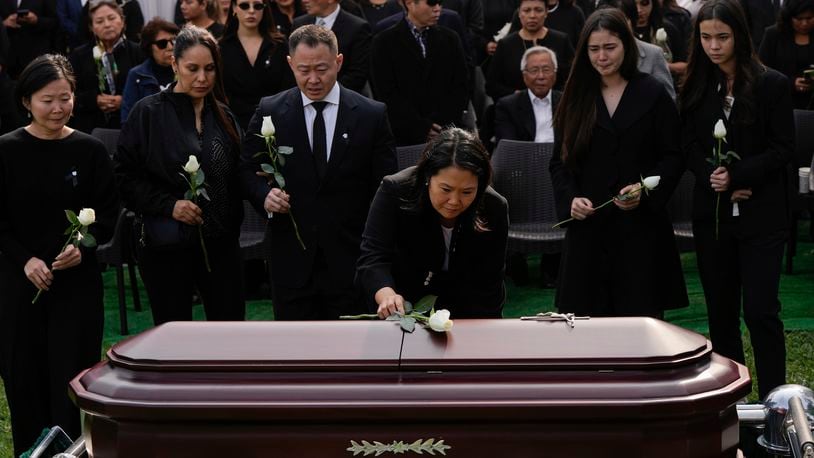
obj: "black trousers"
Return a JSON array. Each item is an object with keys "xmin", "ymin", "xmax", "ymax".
[
  {"xmin": 138, "ymin": 235, "xmax": 246, "ymax": 325},
  {"xmin": 694, "ymin": 220, "xmax": 787, "ymax": 399},
  {"xmin": 0, "ymin": 258, "xmax": 103, "ymax": 457},
  {"xmin": 271, "ymin": 248, "xmax": 361, "ymax": 320}
]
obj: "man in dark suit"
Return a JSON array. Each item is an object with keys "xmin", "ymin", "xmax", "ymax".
[
  {"xmin": 1, "ymin": 0, "xmax": 59, "ymax": 78},
  {"xmin": 241, "ymin": 25, "xmax": 396, "ymax": 320},
  {"xmin": 494, "ymin": 45, "xmax": 561, "ymax": 143},
  {"xmin": 370, "ymin": 0, "xmax": 469, "ymax": 146},
  {"xmin": 293, "ymin": 0, "xmax": 372, "ymax": 93}
]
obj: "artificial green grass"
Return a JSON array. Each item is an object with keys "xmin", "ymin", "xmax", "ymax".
[{"xmin": 1, "ymin": 226, "xmax": 813, "ymax": 456}]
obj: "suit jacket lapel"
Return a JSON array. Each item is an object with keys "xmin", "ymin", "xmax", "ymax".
[
  {"xmin": 517, "ymin": 93, "xmax": 536, "ymax": 141},
  {"xmin": 323, "ymin": 87, "xmax": 358, "ymax": 186}
]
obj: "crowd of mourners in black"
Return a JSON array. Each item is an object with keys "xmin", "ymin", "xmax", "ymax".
[{"xmin": 0, "ymin": 0, "xmax": 810, "ymax": 454}]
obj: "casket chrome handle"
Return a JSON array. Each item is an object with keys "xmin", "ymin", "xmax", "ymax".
[
  {"xmin": 520, "ymin": 312, "xmax": 590, "ymax": 328},
  {"xmin": 786, "ymin": 396, "xmax": 814, "ymax": 458}
]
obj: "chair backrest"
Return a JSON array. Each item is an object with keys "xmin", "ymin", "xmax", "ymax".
[
  {"xmin": 91, "ymin": 127, "xmax": 121, "ymax": 159},
  {"xmin": 396, "ymin": 143, "xmax": 426, "ymax": 171},
  {"xmin": 793, "ymin": 109, "xmax": 814, "ymax": 168},
  {"xmin": 490, "ymin": 140, "xmax": 558, "ymax": 226}
]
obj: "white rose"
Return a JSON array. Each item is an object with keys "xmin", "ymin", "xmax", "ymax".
[
  {"xmin": 493, "ymin": 22, "xmax": 511, "ymax": 42},
  {"xmin": 92, "ymin": 46, "xmax": 103, "ymax": 61},
  {"xmin": 642, "ymin": 175, "xmax": 661, "ymax": 190},
  {"xmin": 428, "ymin": 309, "xmax": 454, "ymax": 332},
  {"xmin": 655, "ymin": 28, "xmax": 668, "ymax": 43},
  {"xmin": 77, "ymin": 208, "xmax": 96, "ymax": 226},
  {"xmin": 183, "ymin": 155, "xmax": 200, "ymax": 174},
  {"xmin": 713, "ymin": 119, "xmax": 727, "ymax": 139},
  {"xmin": 261, "ymin": 116, "xmax": 275, "ymax": 138}
]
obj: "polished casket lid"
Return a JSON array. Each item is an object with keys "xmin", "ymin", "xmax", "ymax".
[{"xmin": 71, "ymin": 318, "xmax": 750, "ymax": 422}]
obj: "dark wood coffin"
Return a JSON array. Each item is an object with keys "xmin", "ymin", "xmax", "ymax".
[{"xmin": 70, "ymin": 318, "xmax": 750, "ymax": 457}]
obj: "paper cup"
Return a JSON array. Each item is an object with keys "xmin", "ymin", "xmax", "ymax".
[{"xmin": 800, "ymin": 167, "xmax": 811, "ymax": 194}]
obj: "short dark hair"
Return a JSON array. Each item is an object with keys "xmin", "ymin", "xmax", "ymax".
[
  {"xmin": 404, "ymin": 128, "xmax": 494, "ymax": 231},
  {"xmin": 140, "ymin": 17, "xmax": 181, "ymax": 57},
  {"xmin": 289, "ymin": 24, "xmax": 338, "ymax": 55},
  {"xmin": 778, "ymin": 0, "xmax": 814, "ymax": 35},
  {"xmin": 16, "ymin": 54, "xmax": 76, "ymax": 107},
  {"xmin": 88, "ymin": 0, "xmax": 124, "ymax": 20}
]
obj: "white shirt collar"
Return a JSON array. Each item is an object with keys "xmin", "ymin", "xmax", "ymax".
[
  {"xmin": 316, "ymin": 4, "xmax": 342, "ymax": 30},
  {"xmin": 301, "ymin": 81, "xmax": 341, "ymax": 107},
  {"xmin": 528, "ymin": 88, "xmax": 552, "ymax": 105}
]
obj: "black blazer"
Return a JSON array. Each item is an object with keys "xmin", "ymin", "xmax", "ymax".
[
  {"xmin": 370, "ymin": 20, "xmax": 469, "ymax": 146},
  {"xmin": 0, "ymin": 0, "xmax": 58, "ymax": 78},
  {"xmin": 356, "ymin": 167, "xmax": 509, "ymax": 318},
  {"xmin": 682, "ymin": 68, "xmax": 794, "ymax": 236},
  {"xmin": 293, "ymin": 9, "xmax": 372, "ymax": 93},
  {"xmin": 219, "ymin": 34, "xmax": 295, "ymax": 130},
  {"xmin": 240, "ymin": 86, "xmax": 397, "ymax": 289},
  {"xmin": 69, "ymin": 38, "xmax": 144, "ymax": 133},
  {"xmin": 759, "ymin": 25, "xmax": 814, "ymax": 109},
  {"xmin": 494, "ymin": 89, "xmax": 562, "ymax": 143}
]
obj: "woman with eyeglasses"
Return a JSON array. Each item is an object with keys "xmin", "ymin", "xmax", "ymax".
[
  {"xmin": 121, "ymin": 17, "xmax": 181, "ymax": 122},
  {"xmin": 68, "ymin": 0, "xmax": 144, "ymax": 133},
  {"xmin": 759, "ymin": 0, "xmax": 814, "ymax": 109},
  {"xmin": 679, "ymin": 0, "xmax": 793, "ymax": 399},
  {"xmin": 220, "ymin": 0, "xmax": 295, "ymax": 129},
  {"xmin": 549, "ymin": 8, "xmax": 687, "ymax": 319},
  {"xmin": 486, "ymin": 0, "xmax": 574, "ymax": 99},
  {"xmin": 181, "ymin": 0, "xmax": 226, "ymax": 38}
]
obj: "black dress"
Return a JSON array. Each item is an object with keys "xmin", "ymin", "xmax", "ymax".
[
  {"xmin": 0, "ymin": 128, "xmax": 118, "ymax": 456},
  {"xmin": 219, "ymin": 34, "xmax": 295, "ymax": 130},
  {"xmin": 486, "ymin": 30, "xmax": 574, "ymax": 99},
  {"xmin": 356, "ymin": 167, "xmax": 509, "ymax": 318},
  {"xmin": 115, "ymin": 85, "xmax": 246, "ymax": 325},
  {"xmin": 681, "ymin": 68, "xmax": 793, "ymax": 398},
  {"xmin": 549, "ymin": 73, "xmax": 688, "ymax": 317},
  {"xmin": 759, "ymin": 25, "xmax": 814, "ymax": 110}
]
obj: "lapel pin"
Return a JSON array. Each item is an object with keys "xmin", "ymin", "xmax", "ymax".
[{"xmin": 342, "ymin": 133, "xmax": 348, "ymax": 139}]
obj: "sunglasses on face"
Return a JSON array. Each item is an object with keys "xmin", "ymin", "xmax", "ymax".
[
  {"xmin": 153, "ymin": 38, "xmax": 175, "ymax": 49},
  {"xmin": 236, "ymin": 1, "xmax": 266, "ymax": 10},
  {"xmin": 426, "ymin": 0, "xmax": 443, "ymax": 6}
]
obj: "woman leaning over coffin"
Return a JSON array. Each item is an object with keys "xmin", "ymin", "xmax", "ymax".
[{"xmin": 679, "ymin": 0, "xmax": 794, "ymax": 399}]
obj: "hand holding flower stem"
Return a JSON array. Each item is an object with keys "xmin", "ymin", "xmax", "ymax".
[
  {"xmin": 341, "ymin": 295, "xmax": 453, "ymax": 333},
  {"xmin": 708, "ymin": 119, "xmax": 741, "ymax": 240},
  {"xmin": 180, "ymin": 155, "xmax": 212, "ymax": 272},
  {"xmin": 32, "ymin": 208, "xmax": 97, "ymax": 304},
  {"xmin": 255, "ymin": 116, "xmax": 305, "ymax": 250},
  {"xmin": 552, "ymin": 175, "xmax": 661, "ymax": 228}
]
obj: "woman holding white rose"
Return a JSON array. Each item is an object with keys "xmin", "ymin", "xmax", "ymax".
[
  {"xmin": 0, "ymin": 54, "xmax": 118, "ymax": 457},
  {"xmin": 115, "ymin": 25, "xmax": 245, "ymax": 325},
  {"xmin": 679, "ymin": 0, "xmax": 794, "ymax": 399},
  {"xmin": 549, "ymin": 8, "xmax": 687, "ymax": 318}
]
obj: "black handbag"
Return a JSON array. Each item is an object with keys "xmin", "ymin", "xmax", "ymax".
[{"xmin": 138, "ymin": 214, "xmax": 193, "ymax": 249}]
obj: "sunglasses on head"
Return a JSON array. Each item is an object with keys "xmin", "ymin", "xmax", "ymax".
[
  {"xmin": 153, "ymin": 38, "xmax": 175, "ymax": 49},
  {"xmin": 237, "ymin": 1, "xmax": 266, "ymax": 10},
  {"xmin": 426, "ymin": 0, "xmax": 443, "ymax": 5}
]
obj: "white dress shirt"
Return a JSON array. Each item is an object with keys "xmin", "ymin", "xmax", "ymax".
[
  {"xmin": 301, "ymin": 82, "xmax": 341, "ymax": 160},
  {"xmin": 528, "ymin": 89, "xmax": 555, "ymax": 143},
  {"xmin": 316, "ymin": 4, "xmax": 341, "ymax": 30}
]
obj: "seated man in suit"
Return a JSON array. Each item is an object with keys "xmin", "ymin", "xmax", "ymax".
[
  {"xmin": 494, "ymin": 46, "xmax": 561, "ymax": 287},
  {"xmin": 371, "ymin": 0, "xmax": 470, "ymax": 146},
  {"xmin": 293, "ymin": 0, "xmax": 372, "ymax": 93},
  {"xmin": 494, "ymin": 46, "xmax": 561, "ymax": 144},
  {"xmin": 241, "ymin": 25, "xmax": 396, "ymax": 320}
]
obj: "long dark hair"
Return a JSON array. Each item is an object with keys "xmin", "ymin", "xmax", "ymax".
[
  {"xmin": 174, "ymin": 25, "xmax": 241, "ymax": 145},
  {"xmin": 222, "ymin": 0, "xmax": 285, "ymax": 43},
  {"xmin": 777, "ymin": 0, "xmax": 814, "ymax": 36},
  {"xmin": 402, "ymin": 128, "xmax": 494, "ymax": 232},
  {"xmin": 628, "ymin": 0, "xmax": 664, "ymax": 42},
  {"xmin": 679, "ymin": 0, "xmax": 762, "ymax": 124},
  {"xmin": 553, "ymin": 8, "xmax": 638, "ymax": 165}
]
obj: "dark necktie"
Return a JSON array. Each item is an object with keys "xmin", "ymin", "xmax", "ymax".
[{"xmin": 311, "ymin": 101, "xmax": 328, "ymax": 179}]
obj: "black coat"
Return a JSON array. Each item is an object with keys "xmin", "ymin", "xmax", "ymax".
[
  {"xmin": 293, "ymin": 9, "xmax": 371, "ymax": 93},
  {"xmin": 681, "ymin": 68, "xmax": 794, "ymax": 237},
  {"xmin": 0, "ymin": 0, "xmax": 58, "ymax": 78},
  {"xmin": 219, "ymin": 34, "xmax": 295, "ymax": 130},
  {"xmin": 759, "ymin": 25, "xmax": 814, "ymax": 109},
  {"xmin": 370, "ymin": 20, "xmax": 469, "ymax": 146},
  {"xmin": 486, "ymin": 30, "xmax": 573, "ymax": 99},
  {"xmin": 115, "ymin": 86, "xmax": 245, "ymax": 237},
  {"xmin": 549, "ymin": 73, "xmax": 687, "ymax": 315},
  {"xmin": 494, "ymin": 89, "xmax": 562, "ymax": 142},
  {"xmin": 356, "ymin": 167, "xmax": 509, "ymax": 318},
  {"xmin": 69, "ymin": 39, "xmax": 144, "ymax": 133},
  {"xmin": 240, "ymin": 86, "xmax": 397, "ymax": 289}
]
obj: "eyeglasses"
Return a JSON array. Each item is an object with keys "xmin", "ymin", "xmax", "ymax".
[
  {"xmin": 236, "ymin": 1, "xmax": 266, "ymax": 10},
  {"xmin": 426, "ymin": 0, "xmax": 443, "ymax": 6},
  {"xmin": 523, "ymin": 66, "xmax": 555, "ymax": 76},
  {"xmin": 153, "ymin": 38, "xmax": 175, "ymax": 49}
]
